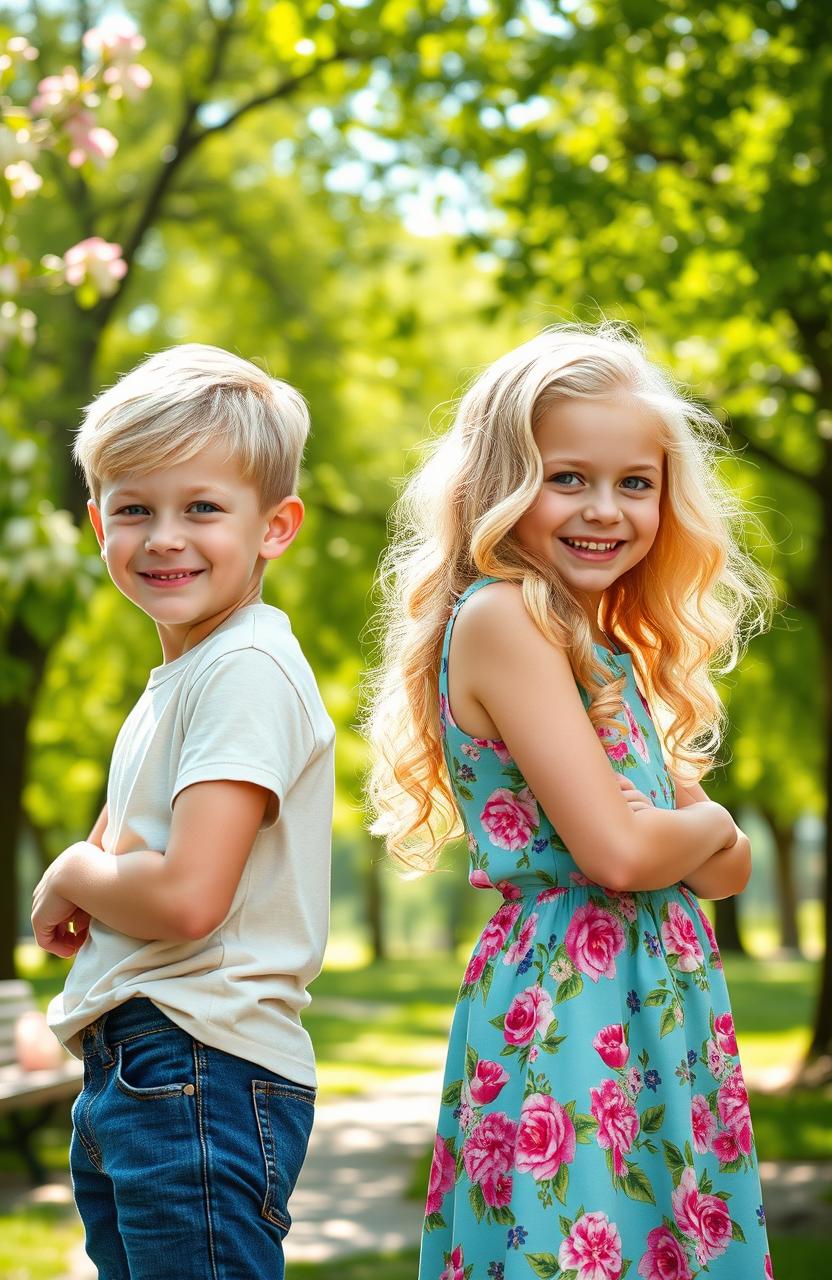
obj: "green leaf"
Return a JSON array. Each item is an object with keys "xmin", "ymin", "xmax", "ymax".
[
  {"xmin": 481, "ymin": 962, "xmax": 494, "ymax": 1003},
  {"xmin": 643, "ymin": 988, "xmax": 670, "ymax": 1006},
  {"xmin": 662, "ymin": 1139, "xmax": 685, "ymax": 1183},
  {"xmin": 640, "ymin": 1104, "xmax": 666, "ymax": 1133},
  {"xmin": 559, "ymin": 1215, "xmax": 572, "ymax": 1236},
  {"xmin": 524, "ymin": 1253, "xmax": 561, "ymax": 1278},
  {"xmin": 465, "ymin": 1043, "xmax": 478, "ymax": 1080},
  {"xmin": 442, "ymin": 1080, "xmax": 462, "ymax": 1107},
  {"xmin": 490, "ymin": 1014, "xmax": 506, "ymax": 1031},
  {"xmin": 555, "ymin": 972, "xmax": 583, "ymax": 1003},
  {"xmin": 424, "ymin": 1210, "xmax": 445, "ymax": 1232},
  {"xmin": 468, "ymin": 1181, "xmax": 486, "ymax": 1223},
  {"xmin": 552, "ymin": 1160, "xmax": 570, "ymax": 1205},
  {"xmin": 731, "ymin": 1219, "xmax": 747, "ymax": 1243},
  {"xmin": 573, "ymin": 1113, "xmax": 597, "ymax": 1143},
  {"xmin": 618, "ymin": 1161, "xmax": 656, "ymax": 1204},
  {"xmin": 659, "ymin": 1006, "xmax": 677, "ymax": 1038}
]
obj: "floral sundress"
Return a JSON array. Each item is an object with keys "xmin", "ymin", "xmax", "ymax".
[{"xmin": 419, "ymin": 578, "xmax": 772, "ymax": 1280}]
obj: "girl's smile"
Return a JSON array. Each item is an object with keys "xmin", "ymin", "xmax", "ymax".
[{"xmin": 514, "ymin": 392, "xmax": 664, "ymax": 608}]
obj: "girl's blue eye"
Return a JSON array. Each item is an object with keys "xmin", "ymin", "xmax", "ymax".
[
  {"xmin": 621, "ymin": 476, "xmax": 652, "ymax": 491},
  {"xmin": 549, "ymin": 472, "xmax": 581, "ymax": 486}
]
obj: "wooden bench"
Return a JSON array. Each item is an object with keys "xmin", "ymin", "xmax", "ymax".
[{"xmin": 0, "ymin": 979, "xmax": 83, "ymax": 1182}]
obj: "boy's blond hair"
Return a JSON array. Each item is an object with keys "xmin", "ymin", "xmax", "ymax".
[{"xmin": 73, "ymin": 344, "xmax": 310, "ymax": 511}]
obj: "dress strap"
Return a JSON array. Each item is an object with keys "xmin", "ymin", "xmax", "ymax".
[{"xmin": 439, "ymin": 576, "xmax": 503, "ymax": 699}]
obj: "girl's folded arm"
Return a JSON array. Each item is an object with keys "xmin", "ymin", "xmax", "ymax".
[
  {"xmin": 455, "ymin": 584, "xmax": 736, "ymax": 893},
  {"xmin": 674, "ymin": 780, "xmax": 752, "ymax": 900}
]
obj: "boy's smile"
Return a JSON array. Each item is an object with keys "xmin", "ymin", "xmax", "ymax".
[
  {"xmin": 88, "ymin": 441, "xmax": 303, "ymax": 661},
  {"xmin": 513, "ymin": 393, "xmax": 664, "ymax": 614}
]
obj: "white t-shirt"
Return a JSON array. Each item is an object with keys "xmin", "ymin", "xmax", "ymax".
[{"xmin": 48, "ymin": 602, "xmax": 335, "ymax": 1087}]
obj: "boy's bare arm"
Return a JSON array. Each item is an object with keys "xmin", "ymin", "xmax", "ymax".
[{"xmin": 32, "ymin": 780, "xmax": 270, "ymax": 952}]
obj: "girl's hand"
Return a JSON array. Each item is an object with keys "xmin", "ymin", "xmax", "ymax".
[{"xmin": 616, "ymin": 774, "xmax": 653, "ymax": 813}]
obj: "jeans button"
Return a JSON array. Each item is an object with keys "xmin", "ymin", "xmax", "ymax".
[{"xmin": 183, "ymin": 1084, "xmax": 195, "ymax": 1096}]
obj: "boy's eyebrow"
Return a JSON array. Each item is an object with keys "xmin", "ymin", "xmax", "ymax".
[
  {"xmin": 107, "ymin": 483, "xmax": 235, "ymax": 501},
  {"xmin": 542, "ymin": 458, "xmax": 662, "ymax": 473}
]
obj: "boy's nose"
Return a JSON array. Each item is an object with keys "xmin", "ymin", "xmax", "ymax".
[{"xmin": 144, "ymin": 525, "xmax": 187, "ymax": 552}]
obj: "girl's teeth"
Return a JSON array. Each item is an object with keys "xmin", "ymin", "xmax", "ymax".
[{"xmin": 566, "ymin": 539, "xmax": 618, "ymax": 551}]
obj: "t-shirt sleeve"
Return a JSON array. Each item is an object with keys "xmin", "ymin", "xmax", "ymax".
[{"xmin": 173, "ymin": 647, "xmax": 316, "ymax": 829}]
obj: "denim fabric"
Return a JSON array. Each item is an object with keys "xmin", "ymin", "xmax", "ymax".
[{"xmin": 69, "ymin": 997, "xmax": 315, "ymax": 1279}]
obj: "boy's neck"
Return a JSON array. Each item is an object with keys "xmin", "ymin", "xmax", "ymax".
[{"xmin": 156, "ymin": 588, "xmax": 263, "ymax": 663}]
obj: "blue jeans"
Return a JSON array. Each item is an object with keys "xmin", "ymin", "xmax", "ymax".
[{"xmin": 69, "ymin": 998, "xmax": 315, "ymax": 1279}]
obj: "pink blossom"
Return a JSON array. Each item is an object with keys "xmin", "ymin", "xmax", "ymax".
[
  {"xmin": 505, "ymin": 912, "xmax": 538, "ymax": 964},
  {"xmin": 690, "ymin": 1095, "xmax": 717, "ymax": 1154},
  {"xmin": 590, "ymin": 1078, "xmax": 638, "ymax": 1177},
  {"xmin": 711, "ymin": 1129, "xmax": 740, "ymax": 1164},
  {"xmin": 425, "ymin": 1135, "xmax": 456, "ymax": 1216},
  {"xmin": 469, "ymin": 869, "xmax": 493, "ymax": 889},
  {"xmin": 463, "ymin": 950, "xmax": 487, "ymax": 985},
  {"xmin": 461, "ymin": 742, "xmax": 480, "ymax": 760},
  {"xmin": 672, "ymin": 1167, "xmax": 732, "ymax": 1265},
  {"xmin": 480, "ymin": 900, "xmax": 522, "ymax": 959},
  {"xmin": 592, "ymin": 1024, "xmax": 630, "ymax": 1069},
  {"xmin": 31, "ymin": 67, "xmax": 81, "ymax": 115},
  {"xmin": 83, "ymin": 19, "xmax": 147, "ymax": 63},
  {"xmin": 480, "ymin": 786, "xmax": 539, "ymax": 851},
  {"xmin": 537, "ymin": 885, "xmax": 568, "ymax": 904},
  {"xmin": 717, "ymin": 1068, "xmax": 753, "ymax": 1155},
  {"xmin": 626, "ymin": 1067, "xmax": 643, "ymax": 1097},
  {"xmin": 64, "ymin": 110, "xmax": 118, "ymax": 167},
  {"xmin": 558, "ymin": 1210, "xmax": 623, "ymax": 1280},
  {"xmin": 515, "ymin": 1092, "xmax": 576, "ymax": 1181},
  {"xmin": 614, "ymin": 892, "xmax": 637, "ymax": 922},
  {"xmin": 714, "ymin": 1012, "xmax": 738, "ymax": 1056},
  {"xmin": 495, "ymin": 879, "xmax": 522, "ymax": 900},
  {"xmin": 63, "ymin": 237, "xmax": 126, "ymax": 296},
  {"xmin": 504, "ymin": 985, "xmax": 553, "ymax": 1046},
  {"xmin": 637, "ymin": 1225, "xmax": 693, "ymax": 1280},
  {"xmin": 462, "ymin": 1112, "xmax": 518, "ymax": 1189},
  {"xmin": 565, "ymin": 903, "xmax": 626, "ymax": 982},
  {"xmin": 624, "ymin": 703, "xmax": 650, "ymax": 762},
  {"xmin": 440, "ymin": 1244, "xmax": 465, "ymax": 1280},
  {"xmin": 469, "ymin": 1059, "xmax": 509, "ymax": 1106},
  {"xmin": 706, "ymin": 1038, "xmax": 727, "ymax": 1080},
  {"xmin": 661, "ymin": 902, "xmax": 704, "ymax": 972}
]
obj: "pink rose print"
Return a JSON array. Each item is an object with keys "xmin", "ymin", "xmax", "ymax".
[
  {"xmin": 495, "ymin": 879, "xmax": 522, "ymax": 900},
  {"xmin": 565, "ymin": 903, "xmax": 626, "ymax": 982},
  {"xmin": 637, "ymin": 1225, "xmax": 693, "ymax": 1280},
  {"xmin": 598, "ymin": 725, "xmax": 630, "ymax": 763},
  {"xmin": 690, "ymin": 1094, "xmax": 717, "ymax": 1154},
  {"xmin": 515, "ymin": 1092, "xmax": 576, "ymax": 1181},
  {"xmin": 625, "ymin": 703, "xmax": 650, "ymax": 763},
  {"xmin": 482, "ymin": 1169, "xmax": 513, "ymax": 1207},
  {"xmin": 592, "ymin": 1024, "xmax": 630, "ymax": 1069},
  {"xmin": 462, "ymin": 1111, "xmax": 518, "ymax": 1191},
  {"xmin": 672, "ymin": 1166, "xmax": 732, "ymax": 1265},
  {"xmin": 469, "ymin": 1059, "xmax": 509, "ymax": 1105},
  {"xmin": 613, "ymin": 892, "xmax": 637, "ymax": 922},
  {"xmin": 463, "ymin": 951, "xmax": 487, "ymax": 985},
  {"xmin": 714, "ymin": 1012, "xmax": 738, "ymax": 1056},
  {"xmin": 469, "ymin": 868, "xmax": 493, "ymax": 889},
  {"xmin": 480, "ymin": 900, "xmax": 522, "ymax": 959},
  {"xmin": 440, "ymin": 1244, "xmax": 465, "ymax": 1280},
  {"xmin": 480, "ymin": 786, "xmax": 538, "ymax": 850},
  {"xmin": 504, "ymin": 985, "xmax": 554, "ymax": 1046},
  {"xmin": 765, "ymin": 1254, "xmax": 774, "ymax": 1280},
  {"xmin": 505, "ymin": 912, "xmax": 538, "ymax": 964},
  {"xmin": 711, "ymin": 1129, "xmax": 740, "ymax": 1164},
  {"xmin": 558, "ymin": 1210, "xmax": 623, "ymax": 1280},
  {"xmin": 590, "ymin": 1078, "xmax": 639, "ymax": 1177},
  {"xmin": 426, "ymin": 1135, "xmax": 456, "ymax": 1215},
  {"xmin": 694, "ymin": 902, "xmax": 722, "ymax": 968},
  {"xmin": 626, "ymin": 1066, "xmax": 643, "ymax": 1097},
  {"xmin": 660, "ymin": 902, "xmax": 704, "ymax": 972},
  {"xmin": 474, "ymin": 737, "xmax": 512, "ymax": 765},
  {"xmin": 537, "ymin": 885, "xmax": 568, "ymax": 904},
  {"xmin": 717, "ymin": 1067, "xmax": 753, "ymax": 1155}
]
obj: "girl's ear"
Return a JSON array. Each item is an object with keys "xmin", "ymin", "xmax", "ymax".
[
  {"xmin": 87, "ymin": 499, "xmax": 105, "ymax": 551},
  {"xmin": 260, "ymin": 495, "xmax": 304, "ymax": 562}
]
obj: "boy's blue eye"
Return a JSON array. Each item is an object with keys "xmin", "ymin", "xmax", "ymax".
[
  {"xmin": 190, "ymin": 502, "xmax": 219, "ymax": 513},
  {"xmin": 118, "ymin": 505, "xmax": 148, "ymax": 515}
]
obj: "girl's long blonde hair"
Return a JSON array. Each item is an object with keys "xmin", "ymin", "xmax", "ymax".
[{"xmin": 364, "ymin": 323, "xmax": 774, "ymax": 871}]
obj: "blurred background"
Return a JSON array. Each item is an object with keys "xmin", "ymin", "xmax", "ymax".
[{"xmin": 0, "ymin": 1, "xmax": 829, "ymax": 1276}]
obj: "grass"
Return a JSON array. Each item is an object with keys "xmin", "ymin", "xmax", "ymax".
[
  {"xmin": 0, "ymin": 1203, "xmax": 84, "ymax": 1280},
  {"xmin": 288, "ymin": 1248, "xmax": 420, "ymax": 1278}
]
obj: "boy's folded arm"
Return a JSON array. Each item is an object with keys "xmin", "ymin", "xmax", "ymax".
[{"xmin": 52, "ymin": 780, "xmax": 271, "ymax": 941}]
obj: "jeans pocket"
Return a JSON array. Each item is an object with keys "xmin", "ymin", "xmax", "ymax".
[
  {"xmin": 252, "ymin": 1079, "xmax": 315, "ymax": 1234},
  {"xmin": 115, "ymin": 1025, "xmax": 195, "ymax": 1100}
]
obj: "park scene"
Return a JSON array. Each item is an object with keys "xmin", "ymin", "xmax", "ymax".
[{"xmin": 1, "ymin": 1, "xmax": 831, "ymax": 1277}]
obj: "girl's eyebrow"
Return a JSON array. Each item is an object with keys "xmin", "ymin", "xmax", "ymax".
[{"xmin": 542, "ymin": 458, "xmax": 662, "ymax": 474}]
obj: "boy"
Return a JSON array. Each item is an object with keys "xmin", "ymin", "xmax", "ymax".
[{"xmin": 32, "ymin": 344, "xmax": 335, "ymax": 1279}]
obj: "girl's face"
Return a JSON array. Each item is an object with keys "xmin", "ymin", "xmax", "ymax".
[{"xmin": 513, "ymin": 391, "xmax": 664, "ymax": 614}]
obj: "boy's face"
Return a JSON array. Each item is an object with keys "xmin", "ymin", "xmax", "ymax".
[{"xmin": 88, "ymin": 441, "xmax": 303, "ymax": 661}]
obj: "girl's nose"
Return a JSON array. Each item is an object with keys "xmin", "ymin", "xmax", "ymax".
[{"xmin": 583, "ymin": 491, "xmax": 624, "ymax": 524}]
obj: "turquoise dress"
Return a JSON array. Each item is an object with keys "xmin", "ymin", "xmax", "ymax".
[{"xmin": 419, "ymin": 579, "xmax": 772, "ymax": 1280}]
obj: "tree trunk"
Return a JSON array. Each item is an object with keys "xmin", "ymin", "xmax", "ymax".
[
  {"xmin": 0, "ymin": 621, "xmax": 49, "ymax": 979},
  {"xmin": 365, "ymin": 845, "xmax": 386, "ymax": 962},
  {"xmin": 762, "ymin": 810, "xmax": 802, "ymax": 956},
  {"xmin": 713, "ymin": 896, "xmax": 746, "ymax": 955}
]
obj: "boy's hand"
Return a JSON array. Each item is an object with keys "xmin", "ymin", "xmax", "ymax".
[
  {"xmin": 31, "ymin": 842, "xmax": 96, "ymax": 958},
  {"xmin": 616, "ymin": 773, "xmax": 653, "ymax": 813}
]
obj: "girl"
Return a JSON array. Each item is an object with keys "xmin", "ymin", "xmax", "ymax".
[{"xmin": 366, "ymin": 326, "xmax": 775, "ymax": 1280}]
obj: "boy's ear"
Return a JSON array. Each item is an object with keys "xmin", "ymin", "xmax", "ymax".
[
  {"xmin": 260, "ymin": 495, "xmax": 304, "ymax": 562},
  {"xmin": 87, "ymin": 499, "xmax": 105, "ymax": 551}
]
